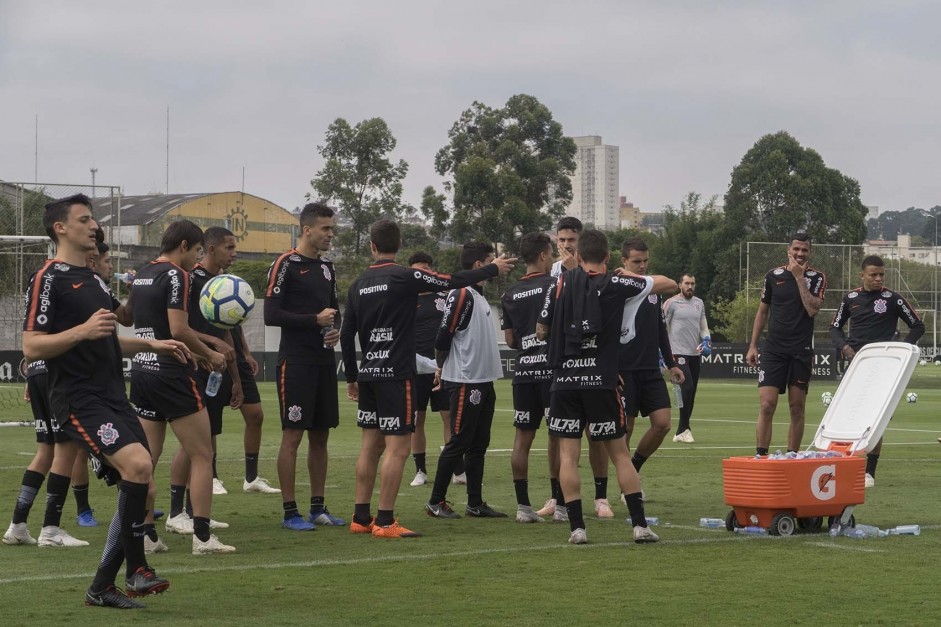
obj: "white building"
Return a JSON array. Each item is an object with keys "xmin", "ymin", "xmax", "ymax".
[{"xmin": 567, "ymin": 136, "xmax": 619, "ymax": 230}]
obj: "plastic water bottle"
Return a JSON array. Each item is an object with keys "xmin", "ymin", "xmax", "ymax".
[
  {"xmin": 700, "ymin": 517, "xmax": 725, "ymax": 528},
  {"xmin": 852, "ymin": 524, "xmax": 887, "ymax": 538},
  {"xmin": 205, "ymin": 371, "xmax": 223, "ymax": 397},
  {"xmin": 672, "ymin": 382, "xmax": 684, "ymax": 409},
  {"xmin": 843, "ymin": 528, "xmax": 867, "ymax": 539},
  {"xmin": 321, "ymin": 326, "xmax": 331, "ymax": 348},
  {"xmin": 646, "ymin": 517, "xmax": 660, "ymax": 526},
  {"xmin": 888, "ymin": 525, "xmax": 921, "ymax": 536},
  {"xmin": 734, "ymin": 526, "xmax": 767, "ymax": 535}
]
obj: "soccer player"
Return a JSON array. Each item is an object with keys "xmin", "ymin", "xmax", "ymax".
[
  {"xmin": 341, "ymin": 219, "xmax": 515, "ymax": 538},
  {"xmin": 746, "ymin": 234, "xmax": 826, "ymax": 456},
  {"xmin": 830, "ymin": 255, "xmax": 923, "ymax": 487},
  {"xmin": 180, "ymin": 226, "xmax": 243, "ymax": 499},
  {"xmin": 500, "ymin": 232, "xmax": 555, "ymax": 522},
  {"xmin": 537, "ymin": 229, "xmax": 676, "ymax": 544},
  {"xmin": 265, "ymin": 202, "xmax": 344, "ymax": 531},
  {"xmin": 539, "ymin": 216, "xmax": 613, "ymax": 520},
  {"xmin": 129, "ymin": 219, "xmax": 235, "ymax": 554},
  {"xmin": 23, "ymin": 193, "xmax": 188, "ymax": 607},
  {"xmin": 619, "ymin": 237, "xmax": 683, "ymax": 486},
  {"xmin": 2, "ymin": 358, "xmax": 88, "ymax": 547},
  {"xmin": 406, "ymin": 252, "xmax": 455, "ymax": 488},
  {"xmin": 663, "ymin": 273, "xmax": 712, "ymax": 443},
  {"xmin": 425, "ymin": 242, "xmax": 509, "ymax": 520}
]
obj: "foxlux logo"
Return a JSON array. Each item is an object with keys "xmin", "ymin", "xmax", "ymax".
[
  {"xmin": 365, "ymin": 350, "xmax": 390, "ymax": 360},
  {"xmin": 810, "ymin": 464, "xmax": 836, "ymax": 501},
  {"xmin": 562, "ymin": 357, "xmax": 596, "ymax": 369}
]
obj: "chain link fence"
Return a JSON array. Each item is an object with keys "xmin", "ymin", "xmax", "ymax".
[
  {"xmin": 0, "ymin": 181, "xmax": 121, "ymax": 350},
  {"xmin": 744, "ymin": 242, "xmax": 940, "ymax": 354}
]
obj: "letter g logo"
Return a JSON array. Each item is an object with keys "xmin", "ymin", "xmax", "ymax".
[{"xmin": 810, "ymin": 464, "xmax": 836, "ymax": 501}]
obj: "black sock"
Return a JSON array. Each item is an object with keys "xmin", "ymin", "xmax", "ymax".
[
  {"xmin": 72, "ymin": 483, "xmax": 91, "ymax": 513},
  {"xmin": 375, "ymin": 509, "xmax": 394, "ymax": 527},
  {"xmin": 245, "ymin": 453, "xmax": 259, "ymax": 483},
  {"xmin": 184, "ymin": 489, "xmax": 193, "ymax": 517},
  {"xmin": 550, "ymin": 478, "xmax": 564, "ymax": 503},
  {"xmin": 42, "ymin": 472, "xmax": 71, "ymax": 528},
  {"xmin": 566, "ymin": 499, "xmax": 585, "ymax": 532},
  {"xmin": 514, "ymin": 479, "xmax": 530, "ymax": 506},
  {"xmin": 169, "ymin": 484, "xmax": 185, "ymax": 518},
  {"xmin": 593, "ymin": 476, "xmax": 608, "ymax": 500},
  {"xmin": 144, "ymin": 523, "xmax": 158, "ymax": 543},
  {"xmin": 118, "ymin": 480, "xmax": 149, "ymax": 576},
  {"xmin": 756, "ymin": 447, "xmax": 769, "ymax": 456},
  {"xmin": 353, "ymin": 503, "xmax": 372, "ymax": 526},
  {"xmin": 631, "ymin": 453, "xmax": 647, "ymax": 473},
  {"xmin": 212, "ymin": 454, "xmax": 218, "ymax": 480},
  {"xmin": 866, "ymin": 453, "xmax": 880, "ymax": 477},
  {"xmin": 624, "ymin": 492, "xmax": 646, "ymax": 528},
  {"xmin": 193, "ymin": 516, "xmax": 211, "ymax": 542},
  {"xmin": 92, "ymin": 490, "xmax": 126, "ymax": 591},
  {"xmin": 414, "ymin": 453, "xmax": 427, "ymax": 474},
  {"xmin": 310, "ymin": 496, "xmax": 325, "ymax": 513},
  {"xmin": 282, "ymin": 500, "xmax": 298, "ymax": 519},
  {"xmin": 12, "ymin": 470, "xmax": 44, "ymax": 524}
]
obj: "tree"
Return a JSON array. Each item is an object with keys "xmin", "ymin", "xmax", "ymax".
[
  {"xmin": 434, "ymin": 94, "xmax": 577, "ymax": 249},
  {"xmin": 310, "ymin": 118, "xmax": 409, "ymax": 255},
  {"xmin": 724, "ymin": 131, "xmax": 868, "ymax": 245},
  {"xmin": 419, "ymin": 186, "xmax": 449, "ymax": 241}
]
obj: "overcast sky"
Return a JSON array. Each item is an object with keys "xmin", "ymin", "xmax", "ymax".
[{"xmin": 1, "ymin": 1, "xmax": 938, "ymax": 217}]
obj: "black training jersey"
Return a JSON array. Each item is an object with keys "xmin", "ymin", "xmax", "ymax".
[
  {"xmin": 264, "ymin": 249, "xmax": 339, "ymax": 366},
  {"xmin": 23, "ymin": 259, "xmax": 126, "ymax": 417},
  {"xmin": 539, "ymin": 269, "xmax": 652, "ymax": 391},
  {"xmin": 830, "ymin": 288, "xmax": 924, "ymax": 351},
  {"xmin": 128, "ymin": 259, "xmax": 190, "ymax": 374},
  {"xmin": 501, "ymin": 272, "xmax": 555, "ymax": 383},
  {"xmin": 760, "ymin": 265, "xmax": 827, "ymax": 354},
  {"xmin": 618, "ymin": 293, "xmax": 676, "ymax": 371},
  {"xmin": 340, "ymin": 259, "xmax": 498, "ymax": 383},
  {"xmin": 415, "ymin": 291, "xmax": 448, "ymax": 359},
  {"xmin": 188, "ymin": 264, "xmax": 225, "ymax": 340}
]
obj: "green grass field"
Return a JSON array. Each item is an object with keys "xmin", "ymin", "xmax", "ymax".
[{"xmin": 0, "ymin": 374, "xmax": 939, "ymax": 626}]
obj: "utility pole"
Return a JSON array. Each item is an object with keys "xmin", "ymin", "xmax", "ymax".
[{"xmin": 90, "ymin": 167, "xmax": 98, "ymax": 197}]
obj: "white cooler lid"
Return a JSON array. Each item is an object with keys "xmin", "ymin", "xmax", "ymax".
[{"xmin": 812, "ymin": 342, "xmax": 919, "ymax": 453}]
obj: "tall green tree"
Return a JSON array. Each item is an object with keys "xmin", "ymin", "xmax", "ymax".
[
  {"xmin": 724, "ymin": 131, "xmax": 868, "ymax": 245},
  {"xmin": 434, "ymin": 94, "xmax": 577, "ymax": 249},
  {"xmin": 310, "ymin": 117, "xmax": 409, "ymax": 255}
]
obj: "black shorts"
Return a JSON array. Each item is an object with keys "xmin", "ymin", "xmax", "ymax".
[
  {"xmin": 512, "ymin": 380, "xmax": 551, "ymax": 430},
  {"xmin": 446, "ymin": 381, "xmax": 496, "ymax": 437},
  {"xmin": 130, "ymin": 369, "xmax": 205, "ymax": 423},
  {"xmin": 237, "ymin": 358, "xmax": 261, "ymax": 405},
  {"xmin": 413, "ymin": 373, "xmax": 448, "ymax": 413},
  {"xmin": 28, "ymin": 374, "xmax": 69, "ymax": 445},
  {"xmin": 61, "ymin": 399, "xmax": 149, "ymax": 458},
  {"xmin": 356, "ymin": 379, "xmax": 415, "ymax": 436},
  {"xmin": 620, "ymin": 369, "xmax": 671, "ymax": 417},
  {"xmin": 277, "ymin": 360, "xmax": 339, "ymax": 431},
  {"xmin": 758, "ymin": 350, "xmax": 812, "ymax": 393},
  {"xmin": 548, "ymin": 388, "xmax": 626, "ymax": 441},
  {"xmin": 195, "ymin": 369, "xmax": 232, "ymax": 437}
]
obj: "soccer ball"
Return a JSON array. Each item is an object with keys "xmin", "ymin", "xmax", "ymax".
[
  {"xmin": 919, "ymin": 359, "xmax": 927, "ymax": 366},
  {"xmin": 821, "ymin": 391, "xmax": 833, "ymax": 406},
  {"xmin": 199, "ymin": 274, "xmax": 255, "ymax": 329},
  {"xmin": 906, "ymin": 392, "xmax": 918, "ymax": 404}
]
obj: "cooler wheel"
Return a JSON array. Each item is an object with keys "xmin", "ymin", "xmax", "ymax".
[
  {"xmin": 797, "ymin": 517, "xmax": 824, "ymax": 532},
  {"xmin": 725, "ymin": 510, "xmax": 742, "ymax": 532},
  {"xmin": 769, "ymin": 513, "xmax": 796, "ymax": 537},
  {"xmin": 828, "ymin": 514, "xmax": 856, "ymax": 530}
]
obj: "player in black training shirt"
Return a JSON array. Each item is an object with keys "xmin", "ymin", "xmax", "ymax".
[
  {"xmin": 831, "ymin": 255, "xmax": 924, "ymax": 486},
  {"xmin": 500, "ymin": 232, "xmax": 555, "ymax": 522},
  {"xmin": 406, "ymin": 252, "xmax": 453, "ymax": 488},
  {"xmin": 618, "ymin": 237, "xmax": 682, "ymax": 497},
  {"xmin": 340, "ymin": 219, "xmax": 515, "ymax": 538},
  {"xmin": 23, "ymin": 194, "xmax": 189, "ymax": 607},
  {"xmin": 129, "ymin": 220, "xmax": 234, "ymax": 555},
  {"xmin": 746, "ymin": 234, "xmax": 826, "ymax": 456},
  {"xmin": 264, "ymin": 202, "xmax": 344, "ymax": 531},
  {"xmin": 537, "ymin": 230, "xmax": 677, "ymax": 545}
]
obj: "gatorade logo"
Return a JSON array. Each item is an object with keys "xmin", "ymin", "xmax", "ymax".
[{"xmin": 810, "ymin": 464, "xmax": 836, "ymax": 501}]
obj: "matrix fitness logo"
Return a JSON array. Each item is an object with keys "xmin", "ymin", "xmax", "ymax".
[{"xmin": 227, "ymin": 205, "xmax": 249, "ymax": 241}]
